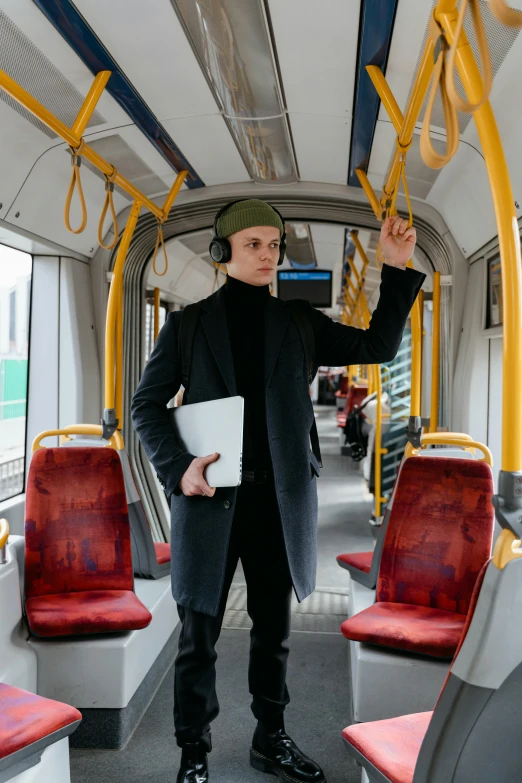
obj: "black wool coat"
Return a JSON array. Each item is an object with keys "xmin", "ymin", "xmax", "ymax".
[{"xmin": 131, "ymin": 264, "xmax": 425, "ymax": 616}]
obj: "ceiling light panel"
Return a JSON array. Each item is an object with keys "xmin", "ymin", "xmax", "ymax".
[
  {"xmin": 267, "ymin": 0, "xmax": 359, "ymax": 185},
  {"xmin": 171, "ymin": 0, "xmax": 297, "ymax": 183}
]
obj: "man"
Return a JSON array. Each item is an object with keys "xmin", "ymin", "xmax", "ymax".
[{"xmin": 131, "ymin": 199, "xmax": 425, "ymax": 783}]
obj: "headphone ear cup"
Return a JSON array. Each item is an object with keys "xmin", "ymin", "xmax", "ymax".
[
  {"xmin": 278, "ymin": 238, "xmax": 286, "ymax": 266},
  {"xmin": 209, "ymin": 237, "xmax": 232, "ymax": 264}
]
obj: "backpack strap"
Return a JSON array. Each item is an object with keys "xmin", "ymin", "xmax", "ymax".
[
  {"xmin": 179, "ymin": 301, "xmax": 201, "ymax": 392},
  {"xmin": 286, "ymin": 301, "xmax": 322, "ymax": 468}
]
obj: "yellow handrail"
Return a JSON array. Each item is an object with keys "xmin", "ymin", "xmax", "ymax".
[
  {"xmin": 429, "ymin": 272, "xmax": 441, "ymax": 432},
  {"xmin": 154, "ymin": 288, "xmax": 161, "ymax": 342},
  {"xmin": 0, "ymin": 519, "xmax": 9, "ymax": 552},
  {"xmin": 410, "ymin": 280, "xmax": 423, "ymax": 418},
  {"xmin": 33, "ymin": 425, "xmax": 123, "ymax": 452},
  {"xmin": 373, "ymin": 364, "xmax": 388, "ymax": 519},
  {"xmin": 489, "ymin": 0, "xmax": 522, "ymax": 27},
  {"xmin": 405, "ymin": 432, "xmax": 492, "ymax": 465},
  {"xmin": 434, "ymin": 0, "xmax": 522, "ymax": 473}
]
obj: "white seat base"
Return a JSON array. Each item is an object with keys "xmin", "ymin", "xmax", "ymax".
[
  {"xmin": 347, "ymin": 576, "xmax": 448, "ymax": 722},
  {"xmin": 29, "ymin": 575, "xmax": 178, "ymax": 708},
  {"xmin": 1, "ymin": 537, "xmax": 37, "ymax": 692},
  {"xmin": 6, "ymin": 738, "xmax": 71, "ymax": 783}
]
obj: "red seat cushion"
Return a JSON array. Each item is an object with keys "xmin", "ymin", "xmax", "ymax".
[
  {"xmin": 25, "ymin": 590, "xmax": 152, "ymax": 637},
  {"xmin": 0, "ymin": 683, "xmax": 81, "ymax": 760},
  {"xmin": 342, "ymin": 712, "xmax": 432, "ymax": 783},
  {"xmin": 337, "ymin": 551, "xmax": 373, "ymax": 574},
  {"xmin": 154, "ymin": 542, "xmax": 171, "ymax": 565},
  {"xmin": 341, "ymin": 602, "xmax": 467, "ymax": 658}
]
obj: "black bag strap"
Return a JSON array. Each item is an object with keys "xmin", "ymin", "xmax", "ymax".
[
  {"xmin": 286, "ymin": 301, "xmax": 322, "ymax": 469},
  {"xmin": 179, "ymin": 301, "xmax": 201, "ymax": 392}
]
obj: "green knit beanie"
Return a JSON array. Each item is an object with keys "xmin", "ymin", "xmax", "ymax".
[{"xmin": 216, "ymin": 199, "xmax": 284, "ymax": 238}]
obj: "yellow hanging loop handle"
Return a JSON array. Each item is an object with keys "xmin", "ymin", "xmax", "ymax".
[
  {"xmin": 420, "ymin": 33, "xmax": 460, "ymax": 169},
  {"xmin": 98, "ymin": 166, "xmax": 119, "ymax": 250},
  {"xmin": 489, "ymin": 0, "xmax": 522, "ymax": 27},
  {"xmin": 64, "ymin": 140, "xmax": 88, "ymax": 234},
  {"xmin": 390, "ymin": 138, "xmax": 414, "ymax": 227},
  {"xmin": 446, "ymin": 0, "xmax": 493, "ymax": 114},
  {"xmin": 151, "ymin": 219, "xmax": 168, "ymax": 277}
]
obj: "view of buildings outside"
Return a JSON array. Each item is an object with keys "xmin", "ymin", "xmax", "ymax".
[{"xmin": 0, "ymin": 244, "xmax": 32, "ymax": 501}]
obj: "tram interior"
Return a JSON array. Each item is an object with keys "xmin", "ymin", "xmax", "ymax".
[{"xmin": 1, "ymin": 1, "xmax": 522, "ymax": 782}]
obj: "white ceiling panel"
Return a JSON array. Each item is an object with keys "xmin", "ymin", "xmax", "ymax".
[
  {"xmin": 289, "ymin": 113, "xmax": 350, "ymax": 185},
  {"xmin": 162, "ymin": 115, "xmax": 249, "ymax": 186},
  {"xmin": 427, "ymin": 142, "xmax": 495, "ymax": 258},
  {"xmin": 267, "ymin": 0, "xmax": 358, "ymax": 185},
  {"xmin": 0, "ymin": 0, "xmax": 127, "ymax": 127},
  {"xmin": 367, "ymin": 121, "xmax": 397, "ymax": 190},
  {"xmin": 73, "ymin": 0, "xmax": 219, "ymax": 120},
  {"xmin": 267, "ymin": 0, "xmax": 359, "ymax": 116},
  {"xmin": 5, "ymin": 142, "xmax": 131, "ymax": 256},
  {"xmin": 0, "ymin": 99, "xmax": 55, "ymax": 222},
  {"xmin": 376, "ymin": 0, "xmax": 434, "ymax": 123}
]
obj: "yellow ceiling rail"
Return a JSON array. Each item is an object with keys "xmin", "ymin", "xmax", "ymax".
[{"xmin": 0, "ymin": 68, "xmax": 185, "ymax": 222}]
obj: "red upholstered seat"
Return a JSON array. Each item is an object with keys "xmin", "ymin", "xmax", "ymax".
[
  {"xmin": 0, "ymin": 682, "xmax": 81, "ymax": 760},
  {"xmin": 25, "ymin": 590, "xmax": 152, "ymax": 637},
  {"xmin": 154, "ymin": 542, "xmax": 171, "ymax": 565},
  {"xmin": 342, "ymin": 712, "xmax": 432, "ymax": 783},
  {"xmin": 337, "ymin": 551, "xmax": 373, "ymax": 574},
  {"xmin": 337, "ymin": 384, "xmax": 368, "ymax": 428},
  {"xmin": 341, "ymin": 602, "xmax": 467, "ymax": 658},
  {"xmin": 341, "ymin": 456, "xmax": 494, "ymax": 658},
  {"xmin": 24, "ymin": 447, "xmax": 153, "ymax": 637}
]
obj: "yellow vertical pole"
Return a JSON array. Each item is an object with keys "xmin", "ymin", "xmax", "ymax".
[
  {"xmin": 429, "ymin": 272, "xmax": 441, "ymax": 433},
  {"xmin": 374, "ymin": 364, "xmax": 387, "ymax": 519},
  {"xmin": 410, "ymin": 294, "xmax": 422, "ymax": 418},
  {"xmin": 153, "ymin": 287, "xmax": 161, "ymax": 342},
  {"xmin": 115, "ymin": 277, "xmax": 124, "ymax": 431},
  {"xmin": 105, "ymin": 200, "xmax": 142, "ymax": 421},
  {"xmin": 436, "ymin": 3, "xmax": 522, "ymax": 472}
]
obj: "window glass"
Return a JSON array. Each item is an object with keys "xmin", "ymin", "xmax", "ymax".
[
  {"xmin": 145, "ymin": 300, "xmax": 167, "ymax": 362},
  {"xmin": 0, "ymin": 245, "xmax": 32, "ymax": 501}
]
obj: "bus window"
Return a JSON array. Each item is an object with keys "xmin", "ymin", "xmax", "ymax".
[{"xmin": 0, "ymin": 245, "xmax": 32, "ymax": 502}]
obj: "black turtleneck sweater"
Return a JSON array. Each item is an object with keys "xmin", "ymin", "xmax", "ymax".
[{"xmin": 224, "ymin": 275, "xmax": 271, "ymax": 471}]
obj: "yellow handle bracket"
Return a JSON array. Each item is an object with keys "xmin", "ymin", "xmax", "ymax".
[{"xmin": 0, "ymin": 519, "xmax": 10, "ymax": 552}]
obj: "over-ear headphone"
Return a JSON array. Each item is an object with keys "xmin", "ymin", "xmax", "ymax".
[{"xmin": 209, "ymin": 199, "xmax": 287, "ymax": 266}]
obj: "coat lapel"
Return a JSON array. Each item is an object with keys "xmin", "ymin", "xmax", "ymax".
[
  {"xmin": 264, "ymin": 295, "xmax": 291, "ymax": 386},
  {"xmin": 200, "ymin": 287, "xmax": 237, "ymax": 396}
]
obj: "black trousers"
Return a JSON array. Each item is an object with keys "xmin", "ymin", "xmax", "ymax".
[{"xmin": 173, "ymin": 480, "xmax": 293, "ymax": 750}]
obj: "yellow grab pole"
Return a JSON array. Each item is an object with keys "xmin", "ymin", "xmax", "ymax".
[
  {"xmin": 436, "ymin": 2, "xmax": 522, "ymax": 471},
  {"xmin": 72, "ymin": 71, "xmax": 111, "ymax": 138},
  {"xmin": 373, "ymin": 364, "xmax": 388, "ymax": 519},
  {"xmin": 354, "ymin": 169, "xmax": 381, "ymax": 219},
  {"xmin": 0, "ymin": 68, "xmax": 188, "ymax": 221},
  {"xmin": 410, "ymin": 294, "xmax": 422, "ymax": 418},
  {"xmin": 154, "ymin": 287, "xmax": 161, "ymax": 341},
  {"xmin": 430, "ymin": 272, "xmax": 441, "ymax": 432},
  {"xmin": 367, "ymin": 65, "xmax": 405, "ymax": 133},
  {"xmin": 105, "ymin": 201, "xmax": 142, "ymax": 418},
  {"xmin": 115, "ymin": 276, "xmax": 124, "ymax": 431}
]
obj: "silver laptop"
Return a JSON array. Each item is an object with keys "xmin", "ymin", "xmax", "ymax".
[{"xmin": 169, "ymin": 396, "xmax": 244, "ymax": 487}]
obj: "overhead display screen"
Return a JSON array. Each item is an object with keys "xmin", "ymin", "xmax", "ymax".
[{"xmin": 277, "ymin": 271, "xmax": 332, "ymax": 308}]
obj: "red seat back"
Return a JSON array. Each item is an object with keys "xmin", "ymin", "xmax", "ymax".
[
  {"xmin": 25, "ymin": 448, "xmax": 134, "ymax": 599},
  {"xmin": 376, "ymin": 457, "xmax": 494, "ymax": 616},
  {"xmin": 344, "ymin": 384, "xmax": 368, "ymax": 415}
]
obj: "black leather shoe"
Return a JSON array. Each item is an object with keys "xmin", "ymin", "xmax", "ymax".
[
  {"xmin": 176, "ymin": 740, "xmax": 209, "ymax": 783},
  {"xmin": 250, "ymin": 723, "xmax": 326, "ymax": 782}
]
